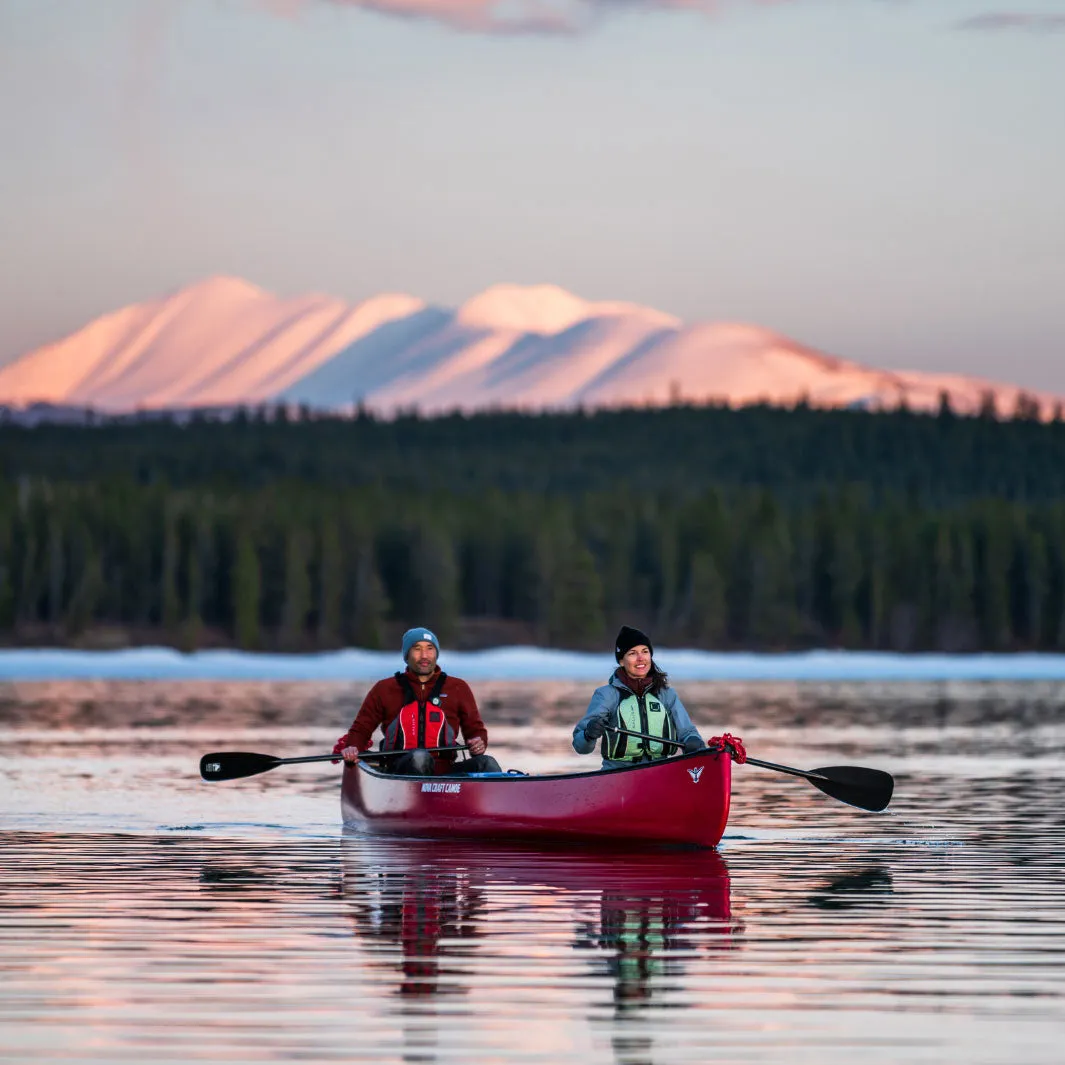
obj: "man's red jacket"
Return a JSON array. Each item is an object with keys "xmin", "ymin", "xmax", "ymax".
[{"xmin": 336, "ymin": 667, "xmax": 490, "ymax": 755}]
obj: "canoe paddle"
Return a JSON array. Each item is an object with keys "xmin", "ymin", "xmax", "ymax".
[
  {"xmin": 607, "ymin": 726, "xmax": 893, "ymax": 812},
  {"xmin": 199, "ymin": 746, "xmax": 469, "ymax": 782}
]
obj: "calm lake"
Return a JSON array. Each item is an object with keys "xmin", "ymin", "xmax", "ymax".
[{"xmin": 2, "ymin": 677, "xmax": 1063, "ymax": 1063}]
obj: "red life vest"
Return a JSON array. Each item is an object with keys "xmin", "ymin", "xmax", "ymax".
[{"xmin": 382, "ymin": 671, "xmax": 456, "ymax": 752}]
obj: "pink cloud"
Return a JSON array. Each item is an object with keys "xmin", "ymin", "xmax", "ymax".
[
  {"xmin": 957, "ymin": 12, "xmax": 1065, "ymax": 32},
  {"xmin": 254, "ymin": 2, "xmax": 1065, "ymax": 38},
  {"xmin": 273, "ymin": 0, "xmax": 744, "ymax": 35}
]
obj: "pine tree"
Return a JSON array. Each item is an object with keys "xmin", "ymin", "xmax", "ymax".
[
  {"xmin": 973, "ymin": 504, "xmax": 1011, "ymax": 649},
  {"xmin": 181, "ymin": 511, "xmax": 209, "ymax": 651},
  {"xmin": 0, "ymin": 501, "xmax": 14, "ymax": 629},
  {"xmin": 232, "ymin": 524, "xmax": 261, "ymax": 650},
  {"xmin": 349, "ymin": 543, "xmax": 389, "ymax": 650},
  {"xmin": 407, "ymin": 524, "xmax": 460, "ymax": 643},
  {"xmin": 547, "ymin": 541, "xmax": 605, "ymax": 649},
  {"xmin": 13, "ymin": 488, "xmax": 44, "ymax": 627},
  {"xmin": 685, "ymin": 550, "xmax": 727, "ymax": 646},
  {"xmin": 160, "ymin": 504, "xmax": 181, "ymax": 632},
  {"xmin": 811, "ymin": 492, "xmax": 862, "ymax": 645},
  {"xmin": 64, "ymin": 519, "xmax": 104, "ymax": 637},
  {"xmin": 281, "ymin": 524, "xmax": 312, "ymax": 648},
  {"xmin": 737, "ymin": 493, "xmax": 797, "ymax": 646},
  {"xmin": 1009, "ymin": 525, "xmax": 1046, "ymax": 648},
  {"xmin": 47, "ymin": 510, "xmax": 65, "ymax": 631},
  {"xmin": 316, "ymin": 518, "xmax": 343, "ymax": 645}
]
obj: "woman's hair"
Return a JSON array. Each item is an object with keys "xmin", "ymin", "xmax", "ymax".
[{"xmin": 648, "ymin": 661, "xmax": 670, "ymax": 695}]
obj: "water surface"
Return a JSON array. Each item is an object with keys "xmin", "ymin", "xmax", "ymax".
[{"xmin": 2, "ymin": 679, "xmax": 1063, "ymax": 1063}]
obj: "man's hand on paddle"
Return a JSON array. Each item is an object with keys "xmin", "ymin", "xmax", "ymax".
[{"xmin": 467, "ymin": 736, "xmax": 487, "ymax": 757}]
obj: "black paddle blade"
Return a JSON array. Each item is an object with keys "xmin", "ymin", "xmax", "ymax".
[
  {"xmin": 199, "ymin": 751, "xmax": 281, "ymax": 782},
  {"xmin": 810, "ymin": 766, "xmax": 894, "ymax": 812}
]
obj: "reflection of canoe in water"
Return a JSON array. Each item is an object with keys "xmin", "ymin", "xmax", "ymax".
[
  {"xmin": 342, "ymin": 835, "xmax": 732, "ymax": 902},
  {"xmin": 340, "ymin": 836, "xmax": 733, "ymax": 999},
  {"xmin": 340, "ymin": 749, "xmax": 732, "ymax": 849}
]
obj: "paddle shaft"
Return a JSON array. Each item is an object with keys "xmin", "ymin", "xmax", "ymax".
[
  {"xmin": 741, "ymin": 756, "xmax": 830, "ymax": 783},
  {"xmin": 609, "ymin": 725, "xmax": 830, "ymax": 781},
  {"xmin": 272, "ymin": 754, "xmax": 348, "ymax": 766},
  {"xmin": 356, "ymin": 745, "xmax": 468, "ymax": 760},
  {"xmin": 607, "ymin": 725, "xmax": 893, "ymax": 812},
  {"xmin": 199, "ymin": 745, "xmax": 472, "ymax": 782},
  {"xmin": 285, "ymin": 746, "xmax": 470, "ymax": 765}
]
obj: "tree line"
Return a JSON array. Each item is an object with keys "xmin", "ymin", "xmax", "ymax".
[
  {"xmin": 3, "ymin": 394, "xmax": 1065, "ymax": 504},
  {"xmin": 2, "ymin": 474, "xmax": 1064, "ymax": 652}
]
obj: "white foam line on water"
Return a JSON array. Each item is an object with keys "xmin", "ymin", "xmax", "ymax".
[
  {"xmin": 721, "ymin": 833, "xmax": 965, "ymax": 847},
  {"xmin": 5, "ymin": 646, "xmax": 1065, "ymax": 681}
]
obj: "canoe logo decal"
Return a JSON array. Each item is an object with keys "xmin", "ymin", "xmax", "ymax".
[
  {"xmin": 687, "ymin": 767, "xmax": 704, "ymax": 783},
  {"xmin": 421, "ymin": 782, "xmax": 462, "ymax": 793}
]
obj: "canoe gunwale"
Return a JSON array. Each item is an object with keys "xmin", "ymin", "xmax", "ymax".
[{"xmin": 353, "ymin": 746, "xmax": 722, "ymax": 784}]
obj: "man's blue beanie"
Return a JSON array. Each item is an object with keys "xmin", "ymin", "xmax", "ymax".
[{"xmin": 402, "ymin": 627, "xmax": 440, "ymax": 660}]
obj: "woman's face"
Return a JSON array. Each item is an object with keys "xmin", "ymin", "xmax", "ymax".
[{"xmin": 621, "ymin": 645, "xmax": 652, "ymax": 678}]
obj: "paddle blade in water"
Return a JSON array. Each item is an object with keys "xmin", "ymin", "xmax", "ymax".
[
  {"xmin": 811, "ymin": 766, "xmax": 895, "ymax": 812},
  {"xmin": 199, "ymin": 751, "xmax": 281, "ymax": 782}
]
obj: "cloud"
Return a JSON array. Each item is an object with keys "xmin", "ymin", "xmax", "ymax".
[
  {"xmin": 957, "ymin": 12, "xmax": 1065, "ymax": 32},
  {"xmin": 269, "ymin": 2, "xmax": 1065, "ymax": 39},
  {"xmin": 353, "ymin": 0, "xmax": 581, "ymax": 34},
  {"xmin": 276, "ymin": 0, "xmax": 743, "ymax": 36}
]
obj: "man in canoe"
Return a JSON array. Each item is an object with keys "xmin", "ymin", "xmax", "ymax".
[
  {"xmin": 573, "ymin": 625, "xmax": 705, "ymax": 769},
  {"xmin": 334, "ymin": 626, "xmax": 502, "ymax": 776}
]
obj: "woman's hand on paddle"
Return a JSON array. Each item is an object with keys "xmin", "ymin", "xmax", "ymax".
[
  {"xmin": 341, "ymin": 746, "xmax": 361, "ymax": 763},
  {"xmin": 467, "ymin": 736, "xmax": 487, "ymax": 756},
  {"xmin": 583, "ymin": 716, "xmax": 606, "ymax": 741}
]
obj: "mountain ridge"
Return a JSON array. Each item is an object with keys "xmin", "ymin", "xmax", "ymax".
[{"xmin": 0, "ymin": 275, "xmax": 1058, "ymax": 419}]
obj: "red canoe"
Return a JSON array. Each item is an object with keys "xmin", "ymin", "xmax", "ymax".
[{"xmin": 340, "ymin": 749, "xmax": 732, "ymax": 849}]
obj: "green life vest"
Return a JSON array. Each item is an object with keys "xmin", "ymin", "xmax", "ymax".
[
  {"xmin": 603, "ymin": 691, "xmax": 677, "ymax": 763},
  {"xmin": 616, "ymin": 911, "xmax": 666, "ymax": 982}
]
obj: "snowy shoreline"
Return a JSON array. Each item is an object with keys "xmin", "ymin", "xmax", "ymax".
[{"xmin": 3, "ymin": 646, "xmax": 1065, "ymax": 682}]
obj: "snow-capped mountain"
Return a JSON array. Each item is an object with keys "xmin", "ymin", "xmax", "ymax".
[{"xmin": 0, "ymin": 275, "xmax": 1057, "ymax": 419}]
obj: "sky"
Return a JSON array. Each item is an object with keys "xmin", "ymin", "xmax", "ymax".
[{"xmin": 0, "ymin": 0, "xmax": 1062, "ymax": 390}]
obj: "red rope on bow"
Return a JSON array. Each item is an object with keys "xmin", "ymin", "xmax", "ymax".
[{"xmin": 709, "ymin": 733, "xmax": 747, "ymax": 764}]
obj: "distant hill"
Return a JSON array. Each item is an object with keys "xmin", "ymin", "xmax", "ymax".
[{"xmin": 0, "ymin": 276, "xmax": 1059, "ymax": 418}]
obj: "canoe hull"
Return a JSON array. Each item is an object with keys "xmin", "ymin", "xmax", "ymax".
[{"xmin": 340, "ymin": 750, "xmax": 731, "ymax": 849}]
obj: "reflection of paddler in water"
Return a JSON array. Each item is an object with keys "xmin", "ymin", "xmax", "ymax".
[
  {"xmin": 341, "ymin": 835, "xmax": 485, "ymax": 998},
  {"xmin": 569, "ymin": 849, "xmax": 733, "ymax": 1065},
  {"xmin": 573, "ymin": 848, "xmax": 734, "ymax": 1010}
]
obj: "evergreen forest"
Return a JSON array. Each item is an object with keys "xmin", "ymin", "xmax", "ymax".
[{"xmin": 2, "ymin": 397, "xmax": 1064, "ymax": 653}]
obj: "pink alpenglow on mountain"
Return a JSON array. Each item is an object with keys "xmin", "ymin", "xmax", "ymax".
[
  {"xmin": 0, "ymin": 276, "xmax": 1058, "ymax": 420},
  {"xmin": 0, "ymin": 277, "xmax": 425, "ymax": 412}
]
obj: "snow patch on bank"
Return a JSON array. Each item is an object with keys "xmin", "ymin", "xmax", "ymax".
[{"xmin": 3, "ymin": 646, "xmax": 1065, "ymax": 681}]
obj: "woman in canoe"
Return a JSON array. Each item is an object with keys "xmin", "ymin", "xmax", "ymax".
[{"xmin": 573, "ymin": 625, "xmax": 705, "ymax": 769}]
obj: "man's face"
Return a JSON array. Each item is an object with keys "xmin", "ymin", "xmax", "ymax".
[{"xmin": 407, "ymin": 640, "xmax": 438, "ymax": 675}]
